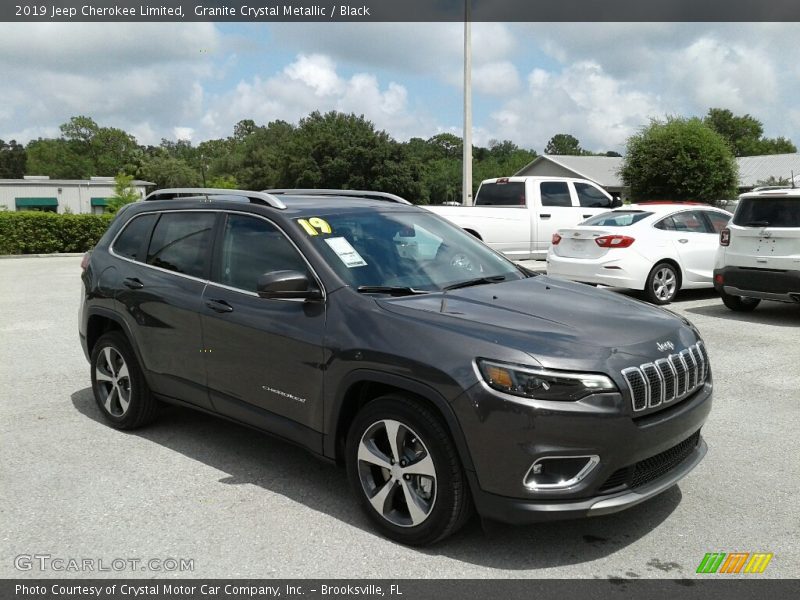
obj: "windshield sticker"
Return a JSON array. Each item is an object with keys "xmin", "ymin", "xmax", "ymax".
[
  {"xmin": 298, "ymin": 217, "xmax": 332, "ymax": 236},
  {"xmin": 324, "ymin": 237, "xmax": 368, "ymax": 268}
]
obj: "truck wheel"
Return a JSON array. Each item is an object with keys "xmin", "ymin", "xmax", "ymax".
[
  {"xmin": 90, "ymin": 331, "xmax": 159, "ymax": 429},
  {"xmin": 720, "ymin": 290, "xmax": 761, "ymax": 312},
  {"xmin": 346, "ymin": 395, "xmax": 472, "ymax": 546},
  {"xmin": 645, "ymin": 262, "xmax": 680, "ymax": 304}
]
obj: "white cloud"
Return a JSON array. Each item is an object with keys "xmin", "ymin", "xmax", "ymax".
[
  {"xmin": 0, "ymin": 23, "xmax": 220, "ymax": 145},
  {"xmin": 668, "ymin": 37, "xmax": 778, "ymax": 114},
  {"xmin": 201, "ymin": 53, "xmax": 433, "ymax": 141},
  {"xmin": 472, "ymin": 61, "xmax": 521, "ymax": 96},
  {"xmin": 486, "ymin": 61, "xmax": 662, "ymax": 152}
]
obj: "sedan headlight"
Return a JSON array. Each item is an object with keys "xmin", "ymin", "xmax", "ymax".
[{"xmin": 477, "ymin": 359, "xmax": 617, "ymax": 401}]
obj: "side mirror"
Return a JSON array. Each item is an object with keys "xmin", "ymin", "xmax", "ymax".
[
  {"xmin": 256, "ymin": 270, "xmax": 321, "ymax": 300},
  {"xmin": 611, "ymin": 198, "xmax": 623, "ymax": 208}
]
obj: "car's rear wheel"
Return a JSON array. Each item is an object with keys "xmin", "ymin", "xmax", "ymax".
[
  {"xmin": 645, "ymin": 262, "xmax": 680, "ymax": 304},
  {"xmin": 719, "ymin": 289, "xmax": 761, "ymax": 312},
  {"xmin": 90, "ymin": 331, "xmax": 158, "ymax": 429},
  {"xmin": 345, "ymin": 395, "xmax": 472, "ymax": 546}
]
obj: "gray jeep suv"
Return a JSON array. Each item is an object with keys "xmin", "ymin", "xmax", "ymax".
[{"xmin": 79, "ymin": 188, "xmax": 712, "ymax": 545}]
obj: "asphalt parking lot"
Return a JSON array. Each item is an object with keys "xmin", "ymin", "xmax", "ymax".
[{"xmin": 1, "ymin": 256, "xmax": 798, "ymax": 579}]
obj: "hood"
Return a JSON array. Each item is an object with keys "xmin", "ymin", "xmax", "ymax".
[{"xmin": 376, "ymin": 276, "xmax": 698, "ymax": 370}]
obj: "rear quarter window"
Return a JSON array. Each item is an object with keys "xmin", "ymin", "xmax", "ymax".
[
  {"xmin": 733, "ymin": 197, "xmax": 800, "ymax": 227},
  {"xmin": 112, "ymin": 213, "xmax": 157, "ymax": 262}
]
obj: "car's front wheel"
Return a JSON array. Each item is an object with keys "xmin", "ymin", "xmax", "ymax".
[
  {"xmin": 345, "ymin": 395, "xmax": 472, "ymax": 546},
  {"xmin": 645, "ymin": 262, "xmax": 680, "ymax": 304},
  {"xmin": 90, "ymin": 331, "xmax": 158, "ymax": 429},
  {"xmin": 719, "ymin": 289, "xmax": 761, "ymax": 312}
]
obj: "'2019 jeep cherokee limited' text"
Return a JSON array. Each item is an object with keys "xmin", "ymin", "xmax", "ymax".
[{"xmin": 80, "ymin": 188, "xmax": 712, "ymax": 545}]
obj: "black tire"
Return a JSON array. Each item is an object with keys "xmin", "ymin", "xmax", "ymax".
[
  {"xmin": 90, "ymin": 331, "xmax": 158, "ymax": 429},
  {"xmin": 345, "ymin": 394, "xmax": 472, "ymax": 546},
  {"xmin": 644, "ymin": 262, "xmax": 680, "ymax": 305},
  {"xmin": 720, "ymin": 289, "xmax": 761, "ymax": 312}
]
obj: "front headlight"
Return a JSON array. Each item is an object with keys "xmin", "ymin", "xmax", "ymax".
[{"xmin": 477, "ymin": 359, "xmax": 617, "ymax": 401}]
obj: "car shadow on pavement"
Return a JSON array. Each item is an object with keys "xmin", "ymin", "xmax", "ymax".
[
  {"xmin": 685, "ymin": 301, "xmax": 800, "ymax": 327},
  {"xmin": 72, "ymin": 387, "xmax": 682, "ymax": 570}
]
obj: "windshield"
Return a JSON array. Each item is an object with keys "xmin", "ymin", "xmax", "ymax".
[
  {"xmin": 295, "ymin": 210, "xmax": 526, "ymax": 291},
  {"xmin": 733, "ymin": 198, "xmax": 800, "ymax": 227},
  {"xmin": 582, "ymin": 210, "xmax": 653, "ymax": 226}
]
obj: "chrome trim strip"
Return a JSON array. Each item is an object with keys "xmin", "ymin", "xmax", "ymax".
[
  {"xmin": 523, "ymin": 455, "xmax": 600, "ymax": 491},
  {"xmin": 109, "ymin": 209, "xmax": 327, "ymax": 301}
]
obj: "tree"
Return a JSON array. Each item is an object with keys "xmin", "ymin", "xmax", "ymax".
[
  {"xmin": 620, "ymin": 117, "xmax": 738, "ymax": 203},
  {"xmin": 26, "ymin": 138, "xmax": 93, "ymax": 178},
  {"xmin": 137, "ymin": 152, "xmax": 201, "ymax": 188},
  {"xmin": 545, "ymin": 134, "xmax": 583, "ymax": 155},
  {"xmin": 107, "ymin": 173, "xmax": 140, "ymax": 213},
  {"xmin": 704, "ymin": 108, "xmax": 796, "ymax": 156},
  {"xmin": 0, "ymin": 139, "xmax": 26, "ymax": 178}
]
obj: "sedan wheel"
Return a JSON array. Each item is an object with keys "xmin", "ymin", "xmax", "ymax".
[{"xmin": 645, "ymin": 262, "xmax": 680, "ymax": 304}]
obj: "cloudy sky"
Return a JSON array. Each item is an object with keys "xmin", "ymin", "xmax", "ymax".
[{"xmin": 1, "ymin": 22, "xmax": 799, "ymax": 153}]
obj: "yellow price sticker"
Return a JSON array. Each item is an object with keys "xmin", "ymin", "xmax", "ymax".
[{"xmin": 298, "ymin": 217, "xmax": 332, "ymax": 236}]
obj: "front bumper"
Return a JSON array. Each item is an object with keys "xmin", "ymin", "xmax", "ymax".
[
  {"xmin": 470, "ymin": 437, "xmax": 706, "ymax": 524},
  {"xmin": 453, "ymin": 377, "xmax": 712, "ymax": 523},
  {"xmin": 714, "ymin": 266, "xmax": 800, "ymax": 303}
]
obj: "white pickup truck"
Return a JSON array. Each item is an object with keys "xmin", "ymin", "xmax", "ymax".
[{"xmin": 426, "ymin": 176, "xmax": 621, "ymax": 260}]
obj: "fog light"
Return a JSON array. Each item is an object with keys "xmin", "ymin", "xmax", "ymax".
[{"xmin": 523, "ymin": 455, "xmax": 600, "ymax": 490}]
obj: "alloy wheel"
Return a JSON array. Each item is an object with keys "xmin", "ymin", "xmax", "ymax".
[
  {"xmin": 94, "ymin": 346, "xmax": 132, "ymax": 417},
  {"xmin": 652, "ymin": 267, "xmax": 677, "ymax": 301},
  {"xmin": 356, "ymin": 419, "xmax": 437, "ymax": 528}
]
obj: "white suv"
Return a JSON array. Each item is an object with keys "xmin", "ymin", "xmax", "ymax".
[{"xmin": 713, "ymin": 189, "xmax": 800, "ymax": 311}]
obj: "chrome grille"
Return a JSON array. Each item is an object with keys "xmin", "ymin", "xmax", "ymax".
[{"xmin": 623, "ymin": 342, "xmax": 709, "ymax": 412}]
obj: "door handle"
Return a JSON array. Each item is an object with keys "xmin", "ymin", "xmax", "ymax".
[
  {"xmin": 541, "ymin": 214, "xmax": 551, "ymax": 219},
  {"xmin": 205, "ymin": 299, "xmax": 234, "ymax": 313},
  {"xmin": 678, "ymin": 239, "xmax": 689, "ymax": 244},
  {"xmin": 582, "ymin": 214, "xmax": 592, "ymax": 218},
  {"xmin": 123, "ymin": 277, "xmax": 143, "ymax": 289}
]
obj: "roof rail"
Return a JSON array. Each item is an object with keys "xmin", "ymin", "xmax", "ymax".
[
  {"xmin": 145, "ymin": 188, "xmax": 286, "ymax": 209},
  {"xmin": 264, "ymin": 188, "xmax": 412, "ymax": 205}
]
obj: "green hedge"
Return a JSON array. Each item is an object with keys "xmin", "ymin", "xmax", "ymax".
[{"xmin": 0, "ymin": 212, "xmax": 114, "ymax": 255}]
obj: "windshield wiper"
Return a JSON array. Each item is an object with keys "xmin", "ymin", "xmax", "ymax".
[
  {"xmin": 356, "ymin": 286, "xmax": 429, "ymax": 296},
  {"xmin": 442, "ymin": 275, "xmax": 508, "ymax": 291},
  {"xmin": 744, "ymin": 220, "xmax": 771, "ymax": 227}
]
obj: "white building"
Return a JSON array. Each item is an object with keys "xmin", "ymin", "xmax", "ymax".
[{"xmin": 0, "ymin": 176, "xmax": 154, "ymax": 214}]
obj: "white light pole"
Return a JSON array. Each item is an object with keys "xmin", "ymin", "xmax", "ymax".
[{"xmin": 462, "ymin": 1, "xmax": 473, "ymax": 206}]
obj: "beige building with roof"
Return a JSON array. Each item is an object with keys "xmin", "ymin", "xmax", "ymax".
[{"xmin": 0, "ymin": 176, "xmax": 154, "ymax": 214}]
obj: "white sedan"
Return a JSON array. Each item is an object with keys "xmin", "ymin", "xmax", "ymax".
[{"xmin": 546, "ymin": 204, "xmax": 732, "ymax": 304}]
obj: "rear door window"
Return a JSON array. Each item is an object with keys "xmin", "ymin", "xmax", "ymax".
[
  {"xmin": 146, "ymin": 212, "xmax": 216, "ymax": 278},
  {"xmin": 574, "ymin": 182, "xmax": 611, "ymax": 208},
  {"xmin": 733, "ymin": 198, "xmax": 800, "ymax": 227},
  {"xmin": 475, "ymin": 182, "xmax": 526, "ymax": 206},
  {"xmin": 540, "ymin": 182, "xmax": 573, "ymax": 207},
  {"xmin": 666, "ymin": 211, "xmax": 711, "ymax": 233}
]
